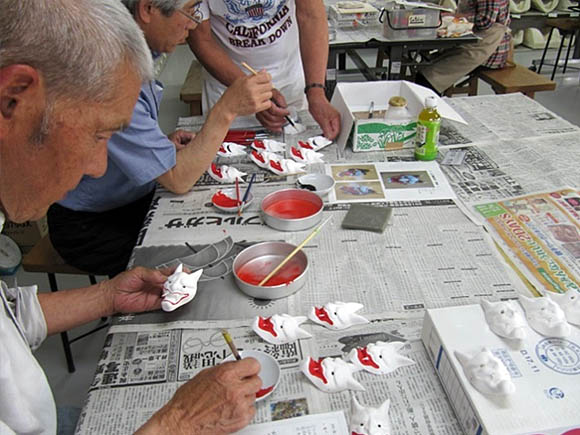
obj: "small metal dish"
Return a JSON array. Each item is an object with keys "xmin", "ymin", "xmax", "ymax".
[
  {"xmin": 296, "ymin": 174, "xmax": 336, "ymax": 197},
  {"xmin": 261, "ymin": 188, "xmax": 323, "ymax": 231},
  {"xmin": 211, "ymin": 188, "xmax": 254, "ymax": 213},
  {"xmin": 233, "ymin": 241, "xmax": 308, "ymax": 299},
  {"xmin": 223, "ymin": 350, "xmax": 281, "ymax": 401}
]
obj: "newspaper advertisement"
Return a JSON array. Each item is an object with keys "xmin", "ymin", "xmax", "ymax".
[
  {"xmin": 76, "ymin": 314, "xmax": 462, "ymax": 434},
  {"xmin": 472, "ymin": 188, "xmax": 580, "ymax": 296},
  {"xmin": 439, "ymin": 131, "xmax": 580, "ymax": 207}
]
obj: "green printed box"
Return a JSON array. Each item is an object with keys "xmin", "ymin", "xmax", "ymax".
[{"xmin": 330, "ymin": 81, "xmax": 467, "ymax": 153}]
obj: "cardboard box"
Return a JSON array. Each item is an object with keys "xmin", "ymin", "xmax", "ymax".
[
  {"xmin": 421, "ymin": 305, "xmax": 580, "ymax": 435},
  {"xmin": 2, "ymin": 217, "xmax": 47, "ymax": 254},
  {"xmin": 330, "ymin": 81, "xmax": 466, "ymax": 152}
]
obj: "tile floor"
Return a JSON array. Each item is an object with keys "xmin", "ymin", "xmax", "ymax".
[{"xmin": 5, "ymin": 43, "xmax": 579, "ymax": 412}]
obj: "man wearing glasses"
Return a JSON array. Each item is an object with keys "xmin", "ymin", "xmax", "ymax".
[{"xmin": 48, "ymin": 0, "xmax": 274, "ymax": 277}]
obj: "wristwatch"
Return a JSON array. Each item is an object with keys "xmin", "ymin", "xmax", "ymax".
[{"xmin": 304, "ymin": 83, "xmax": 325, "ymax": 94}]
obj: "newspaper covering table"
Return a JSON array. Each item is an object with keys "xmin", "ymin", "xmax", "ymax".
[{"xmin": 76, "ymin": 94, "xmax": 580, "ymax": 434}]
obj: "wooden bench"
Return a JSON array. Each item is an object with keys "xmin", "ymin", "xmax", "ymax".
[
  {"xmin": 180, "ymin": 59, "xmax": 203, "ymax": 116},
  {"xmin": 22, "ymin": 235, "xmax": 108, "ymax": 373},
  {"xmin": 444, "ymin": 62, "xmax": 557, "ymax": 99}
]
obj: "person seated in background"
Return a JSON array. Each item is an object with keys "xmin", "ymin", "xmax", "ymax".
[
  {"xmin": 187, "ymin": 0, "xmax": 341, "ymax": 139},
  {"xmin": 47, "ymin": 0, "xmax": 274, "ymax": 278},
  {"xmin": 415, "ymin": 0, "xmax": 511, "ymax": 95},
  {"xmin": 1, "ymin": 1, "xmax": 261, "ymax": 433}
]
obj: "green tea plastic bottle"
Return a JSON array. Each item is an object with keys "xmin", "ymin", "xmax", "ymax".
[{"xmin": 414, "ymin": 96, "xmax": 440, "ymax": 161}]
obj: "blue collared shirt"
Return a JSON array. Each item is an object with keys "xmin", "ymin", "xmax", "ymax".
[{"xmin": 59, "ymin": 80, "xmax": 176, "ymax": 212}]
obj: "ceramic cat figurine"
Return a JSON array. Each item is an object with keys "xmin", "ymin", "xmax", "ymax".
[
  {"xmin": 308, "ymin": 302, "xmax": 370, "ymax": 330},
  {"xmin": 519, "ymin": 295, "xmax": 571, "ymax": 337},
  {"xmin": 252, "ymin": 314, "xmax": 312, "ymax": 345},
  {"xmin": 481, "ymin": 299, "xmax": 527, "ymax": 342},
  {"xmin": 217, "ymin": 142, "xmax": 246, "ymax": 157},
  {"xmin": 348, "ymin": 341, "xmax": 415, "ymax": 375},
  {"xmin": 350, "ymin": 395, "xmax": 392, "ymax": 435},
  {"xmin": 207, "ymin": 163, "xmax": 247, "ymax": 183},
  {"xmin": 547, "ymin": 290, "xmax": 580, "ymax": 326},
  {"xmin": 161, "ymin": 264, "xmax": 203, "ymax": 312},
  {"xmin": 301, "ymin": 356, "xmax": 364, "ymax": 393},
  {"xmin": 455, "ymin": 348, "xmax": 515, "ymax": 396}
]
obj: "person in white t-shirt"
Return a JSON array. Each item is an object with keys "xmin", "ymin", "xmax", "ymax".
[
  {"xmin": 1, "ymin": 1, "xmax": 261, "ymax": 434},
  {"xmin": 188, "ymin": 0, "xmax": 341, "ymax": 139}
]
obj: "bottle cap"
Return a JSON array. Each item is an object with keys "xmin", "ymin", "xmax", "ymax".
[
  {"xmin": 388, "ymin": 96, "xmax": 407, "ymax": 107},
  {"xmin": 425, "ymin": 96, "xmax": 437, "ymax": 108}
]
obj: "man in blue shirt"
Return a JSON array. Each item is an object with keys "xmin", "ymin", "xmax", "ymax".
[{"xmin": 48, "ymin": 0, "xmax": 273, "ymax": 276}]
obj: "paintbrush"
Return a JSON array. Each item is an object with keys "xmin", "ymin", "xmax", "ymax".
[
  {"xmin": 240, "ymin": 62, "xmax": 297, "ymax": 130},
  {"xmin": 368, "ymin": 101, "xmax": 375, "ymax": 119},
  {"xmin": 221, "ymin": 329, "xmax": 242, "ymax": 360},
  {"xmin": 258, "ymin": 217, "xmax": 332, "ymax": 287},
  {"xmin": 238, "ymin": 173, "xmax": 256, "ymax": 216},
  {"xmin": 235, "ymin": 177, "xmax": 240, "ymax": 210}
]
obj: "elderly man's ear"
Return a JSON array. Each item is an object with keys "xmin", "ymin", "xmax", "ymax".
[{"xmin": 0, "ymin": 65, "xmax": 42, "ymax": 120}]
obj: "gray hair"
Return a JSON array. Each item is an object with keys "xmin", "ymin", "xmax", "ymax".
[
  {"xmin": 122, "ymin": 0, "xmax": 190, "ymax": 16},
  {"xmin": 0, "ymin": 0, "xmax": 153, "ymax": 103}
]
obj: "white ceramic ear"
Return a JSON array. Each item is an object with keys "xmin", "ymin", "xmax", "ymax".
[
  {"xmin": 351, "ymin": 395, "xmax": 365, "ymax": 413},
  {"xmin": 378, "ymin": 399, "xmax": 390, "ymax": 415},
  {"xmin": 548, "ymin": 290, "xmax": 580, "ymax": 325},
  {"xmin": 183, "ymin": 268, "xmax": 203, "ymax": 286},
  {"xmin": 175, "ymin": 263, "xmax": 183, "ymax": 274},
  {"xmin": 518, "ymin": 295, "xmax": 534, "ymax": 310},
  {"xmin": 481, "ymin": 299, "xmax": 493, "ymax": 310},
  {"xmin": 346, "ymin": 376, "xmax": 365, "ymax": 392}
]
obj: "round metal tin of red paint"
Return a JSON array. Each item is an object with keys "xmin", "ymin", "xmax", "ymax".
[
  {"xmin": 233, "ymin": 241, "xmax": 309, "ymax": 299},
  {"xmin": 261, "ymin": 188, "xmax": 323, "ymax": 231}
]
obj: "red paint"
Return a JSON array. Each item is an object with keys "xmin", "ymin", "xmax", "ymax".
[
  {"xmin": 308, "ymin": 358, "xmax": 328, "ymax": 384},
  {"xmin": 237, "ymin": 256, "xmax": 303, "ymax": 286},
  {"xmin": 256, "ymin": 385, "xmax": 274, "ymax": 398},
  {"xmin": 314, "ymin": 307, "xmax": 334, "ymax": 325},
  {"xmin": 251, "ymin": 150, "xmax": 265, "ymax": 163},
  {"xmin": 212, "ymin": 191, "xmax": 241, "ymax": 208},
  {"xmin": 352, "ymin": 432, "xmax": 365, "ymax": 435},
  {"xmin": 253, "ymin": 139, "xmax": 266, "ymax": 149},
  {"xmin": 218, "ymin": 145, "xmax": 226, "ymax": 154},
  {"xmin": 298, "ymin": 140, "xmax": 313, "ymax": 150},
  {"xmin": 258, "ymin": 316, "xmax": 277, "ymax": 337},
  {"xmin": 211, "ymin": 163, "xmax": 222, "ymax": 178},
  {"xmin": 264, "ymin": 199, "xmax": 320, "ymax": 219},
  {"xmin": 269, "ymin": 160, "xmax": 283, "ymax": 172},
  {"xmin": 356, "ymin": 347, "xmax": 379, "ymax": 369},
  {"xmin": 291, "ymin": 147, "xmax": 303, "ymax": 159}
]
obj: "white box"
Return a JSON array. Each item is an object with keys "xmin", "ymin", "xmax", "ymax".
[
  {"xmin": 330, "ymin": 81, "xmax": 466, "ymax": 152},
  {"xmin": 421, "ymin": 305, "xmax": 580, "ymax": 435}
]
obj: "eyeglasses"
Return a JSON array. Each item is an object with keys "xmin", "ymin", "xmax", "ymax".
[{"xmin": 177, "ymin": 2, "xmax": 203, "ymax": 24}]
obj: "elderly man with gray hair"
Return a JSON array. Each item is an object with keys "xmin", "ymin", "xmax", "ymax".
[
  {"xmin": 1, "ymin": 1, "xmax": 262, "ymax": 434},
  {"xmin": 47, "ymin": 0, "xmax": 273, "ymax": 278}
]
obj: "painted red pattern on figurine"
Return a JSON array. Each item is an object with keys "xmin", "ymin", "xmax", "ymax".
[
  {"xmin": 298, "ymin": 140, "xmax": 313, "ymax": 150},
  {"xmin": 356, "ymin": 347, "xmax": 379, "ymax": 369},
  {"xmin": 291, "ymin": 147, "xmax": 303, "ymax": 159},
  {"xmin": 253, "ymin": 139, "xmax": 266, "ymax": 149},
  {"xmin": 211, "ymin": 162, "xmax": 222, "ymax": 178},
  {"xmin": 258, "ymin": 316, "xmax": 277, "ymax": 337},
  {"xmin": 315, "ymin": 307, "xmax": 334, "ymax": 325},
  {"xmin": 308, "ymin": 358, "xmax": 328, "ymax": 384},
  {"xmin": 251, "ymin": 150, "xmax": 265, "ymax": 163}
]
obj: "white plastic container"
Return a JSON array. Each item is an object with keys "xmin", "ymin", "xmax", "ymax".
[{"xmin": 379, "ymin": 7, "xmax": 440, "ymax": 40}]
